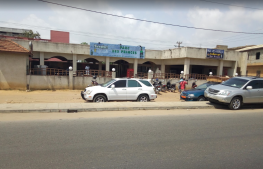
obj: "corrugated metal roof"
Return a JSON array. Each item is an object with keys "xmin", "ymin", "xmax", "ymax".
[{"xmin": 237, "ymin": 44, "xmax": 263, "ymax": 52}]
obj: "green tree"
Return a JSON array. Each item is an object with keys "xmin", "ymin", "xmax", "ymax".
[
  {"xmin": 22, "ymin": 30, "xmax": 41, "ymax": 39},
  {"xmin": 81, "ymin": 42, "xmax": 88, "ymax": 45}
]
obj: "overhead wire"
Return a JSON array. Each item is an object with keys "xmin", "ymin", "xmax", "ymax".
[
  {"xmin": 199, "ymin": 0, "xmax": 263, "ymax": 11},
  {"xmin": 0, "ymin": 21, "xmax": 213, "ymax": 48},
  {"xmin": 37, "ymin": 0, "xmax": 263, "ymax": 35}
]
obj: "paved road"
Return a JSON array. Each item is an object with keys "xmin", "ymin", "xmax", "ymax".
[{"xmin": 1, "ymin": 109, "xmax": 263, "ymax": 169}]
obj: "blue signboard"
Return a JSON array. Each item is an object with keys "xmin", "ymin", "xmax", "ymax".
[
  {"xmin": 206, "ymin": 48, "xmax": 224, "ymax": 59},
  {"xmin": 90, "ymin": 42, "xmax": 145, "ymax": 59}
]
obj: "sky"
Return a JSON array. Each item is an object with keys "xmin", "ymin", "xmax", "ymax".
[{"xmin": 0, "ymin": 0, "xmax": 263, "ymax": 50}]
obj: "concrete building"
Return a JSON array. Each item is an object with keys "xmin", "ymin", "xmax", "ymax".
[
  {"xmin": 0, "ymin": 39, "xmax": 30, "ymax": 90},
  {"xmin": 0, "ymin": 27, "xmax": 31, "ymax": 37},
  {"xmin": 0, "ymin": 27, "xmax": 249, "ymax": 90},
  {"xmin": 237, "ymin": 45, "xmax": 263, "ymax": 77},
  {"xmin": 9, "ymin": 39, "xmax": 247, "ymax": 78}
]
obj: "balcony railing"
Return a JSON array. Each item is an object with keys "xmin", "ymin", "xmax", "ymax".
[
  {"xmin": 74, "ymin": 70, "xmax": 112, "ymax": 78},
  {"xmin": 29, "ymin": 68, "xmax": 69, "ymax": 76}
]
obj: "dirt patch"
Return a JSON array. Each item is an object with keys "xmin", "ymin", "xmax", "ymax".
[{"xmin": 0, "ymin": 90, "xmax": 182, "ymax": 103}]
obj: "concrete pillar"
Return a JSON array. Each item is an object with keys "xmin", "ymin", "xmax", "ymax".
[
  {"xmin": 134, "ymin": 59, "xmax": 138, "ymax": 77},
  {"xmin": 227, "ymin": 61, "xmax": 237, "ymax": 77},
  {"xmin": 161, "ymin": 60, "xmax": 165, "ymax": 73},
  {"xmin": 106, "ymin": 57, "xmax": 110, "ymax": 71},
  {"xmin": 217, "ymin": 60, "xmax": 223, "ymax": 76},
  {"xmin": 73, "ymin": 54, "xmax": 77, "ymax": 72},
  {"xmin": 112, "ymin": 72, "xmax": 116, "ymax": 79},
  {"xmin": 184, "ymin": 58, "xmax": 190, "ymax": 75},
  {"xmin": 40, "ymin": 52, "xmax": 44, "ymax": 65},
  {"xmin": 69, "ymin": 70, "xmax": 73, "ymax": 90},
  {"xmin": 99, "ymin": 62, "xmax": 102, "ymax": 70}
]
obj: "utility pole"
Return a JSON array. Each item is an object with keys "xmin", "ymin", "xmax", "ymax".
[{"xmin": 177, "ymin": 41, "xmax": 182, "ymax": 47}]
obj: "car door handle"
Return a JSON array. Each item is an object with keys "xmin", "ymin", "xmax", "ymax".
[
  {"xmin": 122, "ymin": 89, "xmax": 126, "ymax": 90},
  {"xmin": 138, "ymin": 88, "xmax": 142, "ymax": 90}
]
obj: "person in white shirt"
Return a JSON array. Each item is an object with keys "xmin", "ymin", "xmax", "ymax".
[{"xmin": 85, "ymin": 65, "xmax": 90, "ymax": 75}]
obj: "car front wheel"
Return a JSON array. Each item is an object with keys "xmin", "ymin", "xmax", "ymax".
[
  {"xmin": 137, "ymin": 95, "xmax": 149, "ymax": 102},
  {"xmin": 197, "ymin": 96, "xmax": 206, "ymax": 101},
  {"xmin": 93, "ymin": 95, "xmax": 107, "ymax": 103},
  {"xmin": 229, "ymin": 97, "xmax": 242, "ymax": 110}
]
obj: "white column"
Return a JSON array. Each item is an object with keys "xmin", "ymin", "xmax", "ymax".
[
  {"xmin": 40, "ymin": 52, "xmax": 44, "ymax": 65},
  {"xmin": 73, "ymin": 54, "xmax": 77, "ymax": 72},
  {"xmin": 161, "ymin": 60, "xmax": 165, "ymax": 73},
  {"xmin": 183, "ymin": 58, "xmax": 190, "ymax": 75},
  {"xmin": 112, "ymin": 72, "xmax": 116, "ymax": 79},
  {"xmin": 217, "ymin": 60, "xmax": 223, "ymax": 76},
  {"xmin": 106, "ymin": 57, "xmax": 110, "ymax": 71},
  {"xmin": 69, "ymin": 70, "xmax": 73, "ymax": 90},
  {"xmin": 133, "ymin": 59, "xmax": 138, "ymax": 77}
]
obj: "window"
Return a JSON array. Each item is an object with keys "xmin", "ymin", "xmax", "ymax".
[
  {"xmin": 139, "ymin": 80, "xmax": 152, "ymax": 87},
  {"xmin": 128, "ymin": 80, "xmax": 142, "ymax": 87},
  {"xmin": 222, "ymin": 78, "xmax": 249, "ymax": 88},
  {"xmin": 256, "ymin": 52, "xmax": 260, "ymax": 60},
  {"xmin": 246, "ymin": 80, "xmax": 261, "ymax": 89},
  {"xmin": 113, "ymin": 80, "xmax": 126, "ymax": 88},
  {"xmin": 247, "ymin": 54, "xmax": 249, "ymax": 60}
]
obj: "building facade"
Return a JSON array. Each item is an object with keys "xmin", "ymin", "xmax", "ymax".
[
  {"xmin": 10, "ymin": 39, "xmax": 247, "ymax": 78},
  {"xmin": 237, "ymin": 45, "xmax": 263, "ymax": 77}
]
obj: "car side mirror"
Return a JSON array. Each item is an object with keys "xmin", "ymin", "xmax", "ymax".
[
  {"xmin": 111, "ymin": 84, "xmax": 115, "ymax": 88},
  {"xmin": 246, "ymin": 86, "xmax": 252, "ymax": 90}
]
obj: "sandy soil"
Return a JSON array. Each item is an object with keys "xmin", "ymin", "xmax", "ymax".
[{"xmin": 0, "ymin": 90, "xmax": 182, "ymax": 103}]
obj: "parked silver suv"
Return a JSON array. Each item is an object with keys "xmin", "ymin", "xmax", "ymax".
[
  {"xmin": 81, "ymin": 78, "xmax": 157, "ymax": 102},
  {"xmin": 204, "ymin": 77, "xmax": 263, "ymax": 110}
]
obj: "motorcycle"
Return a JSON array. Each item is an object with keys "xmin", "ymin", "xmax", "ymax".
[
  {"xmin": 166, "ymin": 80, "xmax": 176, "ymax": 92},
  {"xmin": 158, "ymin": 80, "xmax": 167, "ymax": 92},
  {"xmin": 152, "ymin": 79, "xmax": 161, "ymax": 94},
  {"xmin": 87, "ymin": 75, "xmax": 99, "ymax": 87}
]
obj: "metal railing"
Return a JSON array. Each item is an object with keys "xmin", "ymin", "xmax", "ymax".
[
  {"xmin": 135, "ymin": 72, "xmax": 148, "ymax": 79},
  {"xmin": 29, "ymin": 68, "xmax": 69, "ymax": 76},
  {"xmin": 74, "ymin": 70, "xmax": 112, "ymax": 78}
]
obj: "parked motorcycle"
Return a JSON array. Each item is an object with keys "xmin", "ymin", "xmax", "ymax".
[
  {"xmin": 158, "ymin": 80, "xmax": 167, "ymax": 92},
  {"xmin": 87, "ymin": 75, "xmax": 99, "ymax": 87},
  {"xmin": 166, "ymin": 80, "xmax": 176, "ymax": 92},
  {"xmin": 152, "ymin": 79, "xmax": 161, "ymax": 94}
]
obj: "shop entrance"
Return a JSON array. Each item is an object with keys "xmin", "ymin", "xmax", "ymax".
[{"xmin": 111, "ymin": 60, "xmax": 129, "ymax": 78}]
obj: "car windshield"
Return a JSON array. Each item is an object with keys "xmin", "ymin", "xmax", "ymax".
[
  {"xmin": 221, "ymin": 78, "xmax": 249, "ymax": 88},
  {"xmin": 101, "ymin": 79, "xmax": 116, "ymax": 87},
  {"xmin": 195, "ymin": 83, "xmax": 210, "ymax": 90}
]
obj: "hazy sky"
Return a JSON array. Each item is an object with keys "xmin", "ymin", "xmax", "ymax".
[{"xmin": 0, "ymin": 0, "xmax": 263, "ymax": 50}]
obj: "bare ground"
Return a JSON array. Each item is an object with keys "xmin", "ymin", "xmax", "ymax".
[{"xmin": 0, "ymin": 90, "xmax": 182, "ymax": 103}]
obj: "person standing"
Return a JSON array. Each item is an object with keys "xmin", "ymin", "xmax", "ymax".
[
  {"xmin": 85, "ymin": 65, "xmax": 90, "ymax": 75},
  {"xmin": 178, "ymin": 77, "xmax": 183, "ymax": 93},
  {"xmin": 180, "ymin": 78, "xmax": 188, "ymax": 92}
]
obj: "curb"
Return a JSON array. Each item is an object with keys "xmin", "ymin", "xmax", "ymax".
[{"xmin": 0, "ymin": 104, "xmax": 225, "ymax": 113}]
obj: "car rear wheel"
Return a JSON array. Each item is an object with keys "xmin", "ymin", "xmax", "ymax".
[
  {"xmin": 197, "ymin": 96, "xmax": 206, "ymax": 101},
  {"xmin": 93, "ymin": 95, "xmax": 107, "ymax": 103},
  {"xmin": 229, "ymin": 97, "xmax": 242, "ymax": 110},
  {"xmin": 137, "ymin": 95, "xmax": 149, "ymax": 102}
]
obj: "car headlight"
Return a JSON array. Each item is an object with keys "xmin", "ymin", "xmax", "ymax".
[
  {"xmin": 86, "ymin": 90, "xmax": 92, "ymax": 95},
  {"xmin": 218, "ymin": 91, "xmax": 231, "ymax": 96},
  {"xmin": 188, "ymin": 94, "xmax": 195, "ymax": 97}
]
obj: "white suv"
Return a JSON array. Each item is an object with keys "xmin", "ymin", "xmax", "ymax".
[{"xmin": 81, "ymin": 78, "xmax": 157, "ymax": 102}]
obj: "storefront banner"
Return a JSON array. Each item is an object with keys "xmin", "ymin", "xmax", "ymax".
[
  {"xmin": 90, "ymin": 42, "xmax": 145, "ymax": 59},
  {"xmin": 206, "ymin": 48, "xmax": 224, "ymax": 59}
]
